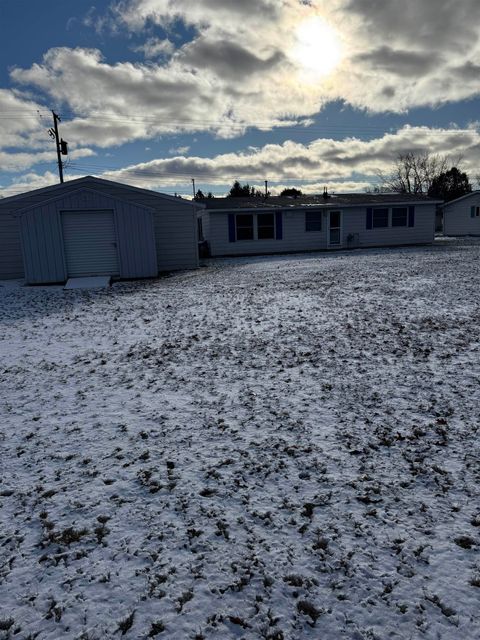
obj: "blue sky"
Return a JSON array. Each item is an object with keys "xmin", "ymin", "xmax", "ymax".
[{"xmin": 1, "ymin": 0, "xmax": 480, "ymax": 197}]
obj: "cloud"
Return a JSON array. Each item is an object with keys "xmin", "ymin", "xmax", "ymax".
[
  {"xmin": 3, "ymin": 124, "xmax": 480, "ymax": 198},
  {"xmin": 9, "ymin": 0, "xmax": 480, "ymax": 156},
  {"xmin": 168, "ymin": 145, "xmax": 190, "ymax": 155},
  {"xmin": 133, "ymin": 37, "xmax": 175, "ymax": 58},
  {"xmin": 67, "ymin": 125, "xmax": 480, "ymax": 192},
  {"xmin": 0, "ymin": 147, "xmax": 95, "ymax": 172}
]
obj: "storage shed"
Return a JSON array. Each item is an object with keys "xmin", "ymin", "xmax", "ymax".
[
  {"xmin": 199, "ymin": 192, "xmax": 441, "ymax": 257},
  {"xmin": 0, "ymin": 176, "xmax": 200, "ymax": 283},
  {"xmin": 442, "ymin": 191, "xmax": 480, "ymax": 236}
]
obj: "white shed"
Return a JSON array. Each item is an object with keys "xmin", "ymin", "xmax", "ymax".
[
  {"xmin": 443, "ymin": 191, "xmax": 480, "ymax": 236},
  {"xmin": 0, "ymin": 176, "xmax": 200, "ymax": 284}
]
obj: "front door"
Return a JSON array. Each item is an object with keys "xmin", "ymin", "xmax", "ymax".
[{"xmin": 328, "ymin": 210, "xmax": 342, "ymax": 247}]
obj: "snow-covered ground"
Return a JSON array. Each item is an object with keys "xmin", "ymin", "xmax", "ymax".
[{"xmin": 1, "ymin": 238, "xmax": 480, "ymax": 640}]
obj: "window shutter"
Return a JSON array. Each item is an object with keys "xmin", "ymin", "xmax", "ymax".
[
  {"xmin": 228, "ymin": 213, "xmax": 236, "ymax": 242},
  {"xmin": 408, "ymin": 206, "xmax": 415, "ymax": 227},
  {"xmin": 275, "ymin": 211, "xmax": 283, "ymax": 240},
  {"xmin": 366, "ymin": 208, "xmax": 373, "ymax": 229},
  {"xmin": 471, "ymin": 206, "xmax": 476, "ymax": 219}
]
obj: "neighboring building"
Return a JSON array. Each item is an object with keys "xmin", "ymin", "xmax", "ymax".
[
  {"xmin": 442, "ymin": 191, "xmax": 480, "ymax": 236},
  {"xmin": 199, "ymin": 193, "xmax": 441, "ymax": 257},
  {"xmin": 0, "ymin": 176, "xmax": 200, "ymax": 284}
]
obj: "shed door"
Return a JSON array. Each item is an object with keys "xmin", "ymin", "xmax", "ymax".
[{"xmin": 61, "ymin": 210, "xmax": 119, "ymax": 277}]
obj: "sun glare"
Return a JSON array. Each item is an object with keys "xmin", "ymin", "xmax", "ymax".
[{"xmin": 291, "ymin": 16, "xmax": 342, "ymax": 78}]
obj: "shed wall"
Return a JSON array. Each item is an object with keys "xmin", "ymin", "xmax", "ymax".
[
  {"xmin": 444, "ymin": 194, "xmax": 480, "ymax": 235},
  {"xmin": 0, "ymin": 212, "xmax": 23, "ymax": 279}
]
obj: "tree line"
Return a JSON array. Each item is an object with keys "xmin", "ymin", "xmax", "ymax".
[{"xmin": 193, "ymin": 152, "xmax": 474, "ymax": 202}]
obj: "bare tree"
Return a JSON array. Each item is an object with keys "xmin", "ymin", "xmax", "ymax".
[{"xmin": 378, "ymin": 152, "xmax": 454, "ymax": 194}]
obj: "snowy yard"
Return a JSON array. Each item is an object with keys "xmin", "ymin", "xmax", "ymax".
[{"xmin": 1, "ymin": 237, "xmax": 480, "ymax": 640}]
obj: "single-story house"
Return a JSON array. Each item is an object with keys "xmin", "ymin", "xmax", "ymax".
[
  {"xmin": 442, "ymin": 191, "xmax": 480, "ymax": 236},
  {"xmin": 0, "ymin": 176, "xmax": 201, "ymax": 284},
  {"xmin": 198, "ymin": 192, "xmax": 442, "ymax": 257}
]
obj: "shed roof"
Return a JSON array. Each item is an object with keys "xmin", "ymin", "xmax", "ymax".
[
  {"xmin": 201, "ymin": 192, "xmax": 442, "ymax": 211},
  {"xmin": 441, "ymin": 190, "xmax": 480, "ymax": 208},
  {"xmin": 0, "ymin": 175, "xmax": 202, "ymax": 208}
]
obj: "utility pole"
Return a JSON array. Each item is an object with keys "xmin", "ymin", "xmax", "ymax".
[
  {"xmin": 191, "ymin": 178, "xmax": 196, "ymax": 199},
  {"xmin": 49, "ymin": 110, "xmax": 68, "ymax": 184}
]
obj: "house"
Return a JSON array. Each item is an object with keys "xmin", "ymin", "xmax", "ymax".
[
  {"xmin": 198, "ymin": 192, "xmax": 441, "ymax": 257},
  {"xmin": 442, "ymin": 191, "xmax": 480, "ymax": 236},
  {"xmin": 0, "ymin": 176, "xmax": 200, "ymax": 284}
]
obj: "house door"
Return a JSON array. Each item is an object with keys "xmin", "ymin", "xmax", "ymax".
[{"xmin": 328, "ymin": 210, "xmax": 342, "ymax": 247}]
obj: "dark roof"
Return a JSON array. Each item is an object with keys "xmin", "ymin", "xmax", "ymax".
[{"xmin": 202, "ymin": 192, "xmax": 442, "ymax": 210}]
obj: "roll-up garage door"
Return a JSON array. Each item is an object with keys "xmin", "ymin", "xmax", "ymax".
[{"xmin": 61, "ymin": 210, "xmax": 119, "ymax": 277}]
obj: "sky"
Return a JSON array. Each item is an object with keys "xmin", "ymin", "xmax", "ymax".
[{"xmin": 1, "ymin": 0, "xmax": 480, "ymax": 198}]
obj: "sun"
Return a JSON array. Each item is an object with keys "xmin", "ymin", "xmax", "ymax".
[{"xmin": 291, "ymin": 16, "xmax": 342, "ymax": 78}]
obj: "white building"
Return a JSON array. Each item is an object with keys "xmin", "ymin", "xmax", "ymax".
[
  {"xmin": 443, "ymin": 191, "xmax": 480, "ymax": 236},
  {"xmin": 199, "ymin": 193, "xmax": 441, "ymax": 257}
]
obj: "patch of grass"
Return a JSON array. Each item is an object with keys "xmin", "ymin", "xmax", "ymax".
[
  {"xmin": 49, "ymin": 527, "xmax": 89, "ymax": 546},
  {"xmin": 297, "ymin": 600, "xmax": 322, "ymax": 626},
  {"xmin": 454, "ymin": 535, "xmax": 476, "ymax": 549},
  {"xmin": 148, "ymin": 620, "xmax": 165, "ymax": 636},
  {"xmin": 0, "ymin": 618, "xmax": 14, "ymax": 631},
  {"xmin": 117, "ymin": 611, "xmax": 135, "ymax": 635}
]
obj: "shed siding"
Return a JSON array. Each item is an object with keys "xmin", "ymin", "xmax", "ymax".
[
  {"xmin": 0, "ymin": 213, "xmax": 23, "ymax": 278},
  {"xmin": 205, "ymin": 205, "xmax": 435, "ymax": 257},
  {"xmin": 116, "ymin": 201, "xmax": 158, "ymax": 277},
  {"xmin": 444, "ymin": 193, "xmax": 480, "ymax": 235},
  {"xmin": 21, "ymin": 204, "xmax": 66, "ymax": 284}
]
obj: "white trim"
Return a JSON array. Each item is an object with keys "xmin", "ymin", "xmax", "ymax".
[{"xmin": 327, "ymin": 210, "xmax": 342, "ymax": 247}]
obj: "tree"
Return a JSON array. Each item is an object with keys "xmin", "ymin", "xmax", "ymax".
[
  {"xmin": 194, "ymin": 189, "xmax": 205, "ymax": 200},
  {"xmin": 228, "ymin": 180, "xmax": 252, "ymax": 197},
  {"xmin": 378, "ymin": 152, "xmax": 453, "ymax": 195},
  {"xmin": 227, "ymin": 180, "xmax": 264, "ymax": 198},
  {"xmin": 280, "ymin": 187, "xmax": 303, "ymax": 197},
  {"xmin": 428, "ymin": 167, "xmax": 472, "ymax": 202}
]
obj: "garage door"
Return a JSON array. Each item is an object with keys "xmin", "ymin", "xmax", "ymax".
[{"xmin": 61, "ymin": 210, "xmax": 119, "ymax": 277}]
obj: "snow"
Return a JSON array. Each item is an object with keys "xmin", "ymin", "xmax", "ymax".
[{"xmin": 1, "ymin": 238, "xmax": 480, "ymax": 640}]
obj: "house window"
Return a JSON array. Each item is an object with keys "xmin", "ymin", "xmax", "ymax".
[
  {"xmin": 476, "ymin": 207, "xmax": 480, "ymax": 217},
  {"xmin": 305, "ymin": 210, "xmax": 322, "ymax": 232},
  {"xmin": 392, "ymin": 207, "xmax": 408, "ymax": 227},
  {"xmin": 372, "ymin": 208, "xmax": 389, "ymax": 228},
  {"xmin": 236, "ymin": 214, "xmax": 254, "ymax": 240},
  {"xmin": 257, "ymin": 213, "xmax": 275, "ymax": 239}
]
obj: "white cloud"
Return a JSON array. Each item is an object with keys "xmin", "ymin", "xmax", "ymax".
[
  {"xmin": 9, "ymin": 0, "xmax": 480, "ymax": 155},
  {"xmin": 133, "ymin": 37, "xmax": 175, "ymax": 58},
  {"xmin": 72, "ymin": 125, "xmax": 480, "ymax": 191},
  {"xmin": 168, "ymin": 145, "xmax": 190, "ymax": 155}
]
